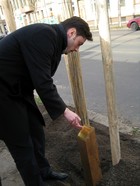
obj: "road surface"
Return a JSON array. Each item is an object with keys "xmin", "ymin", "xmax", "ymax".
[{"xmin": 54, "ymin": 29, "xmax": 140, "ymax": 128}]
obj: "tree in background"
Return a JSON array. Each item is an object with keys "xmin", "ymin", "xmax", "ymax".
[{"xmin": 0, "ymin": 0, "xmax": 16, "ymax": 33}]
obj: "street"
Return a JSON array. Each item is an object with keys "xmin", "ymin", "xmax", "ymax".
[{"xmin": 54, "ymin": 29, "xmax": 140, "ymax": 128}]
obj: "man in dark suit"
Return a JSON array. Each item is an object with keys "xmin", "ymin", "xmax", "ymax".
[{"xmin": 0, "ymin": 16, "xmax": 93, "ymax": 186}]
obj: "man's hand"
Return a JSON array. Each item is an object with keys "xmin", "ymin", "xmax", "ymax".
[{"xmin": 64, "ymin": 108, "xmax": 82, "ymax": 129}]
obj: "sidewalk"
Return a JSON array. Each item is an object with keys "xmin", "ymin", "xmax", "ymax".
[{"xmin": 0, "ymin": 141, "xmax": 24, "ymax": 186}]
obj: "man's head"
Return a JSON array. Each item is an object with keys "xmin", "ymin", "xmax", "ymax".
[{"xmin": 61, "ymin": 16, "xmax": 93, "ymax": 54}]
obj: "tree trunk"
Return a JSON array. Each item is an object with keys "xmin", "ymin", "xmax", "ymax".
[{"xmin": 0, "ymin": 0, "xmax": 16, "ymax": 33}]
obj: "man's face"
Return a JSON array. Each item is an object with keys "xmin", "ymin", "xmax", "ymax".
[{"xmin": 64, "ymin": 28, "xmax": 86, "ymax": 54}]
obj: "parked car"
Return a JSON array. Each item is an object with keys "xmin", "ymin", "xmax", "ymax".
[{"xmin": 127, "ymin": 17, "xmax": 140, "ymax": 31}]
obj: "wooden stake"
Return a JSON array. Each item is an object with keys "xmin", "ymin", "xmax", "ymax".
[
  {"xmin": 78, "ymin": 126, "xmax": 102, "ymax": 186},
  {"xmin": 64, "ymin": 53, "xmax": 90, "ymax": 126},
  {"xmin": 63, "ymin": 2, "xmax": 102, "ymax": 185},
  {"xmin": 95, "ymin": 0, "xmax": 121, "ymax": 165},
  {"xmin": 63, "ymin": 1, "xmax": 90, "ymax": 125}
]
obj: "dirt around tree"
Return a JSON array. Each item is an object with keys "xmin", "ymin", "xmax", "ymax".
[{"xmin": 39, "ymin": 105, "xmax": 140, "ymax": 186}]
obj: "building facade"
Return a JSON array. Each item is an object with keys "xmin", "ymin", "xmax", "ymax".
[{"xmin": 0, "ymin": 0, "xmax": 140, "ymax": 34}]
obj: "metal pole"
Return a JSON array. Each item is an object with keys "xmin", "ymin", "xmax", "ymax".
[{"xmin": 118, "ymin": 0, "xmax": 122, "ymax": 27}]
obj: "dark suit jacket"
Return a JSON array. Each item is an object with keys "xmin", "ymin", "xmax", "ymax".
[{"xmin": 0, "ymin": 23, "xmax": 67, "ymax": 142}]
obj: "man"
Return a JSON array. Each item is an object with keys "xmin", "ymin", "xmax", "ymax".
[{"xmin": 0, "ymin": 16, "xmax": 93, "ymax": 186}]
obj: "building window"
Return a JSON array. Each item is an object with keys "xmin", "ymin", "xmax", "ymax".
[
  {"xmin": 21, "ymin": 0, "xmax": 26, "ymax": 7},
  {"xmin": 13, "ymin": 0, "xmax": 17, "ymax": 9},
  {"xmin": 121, "ymin": 17, "xmax": 126, "ymax": 22},
  {"xmin": 107, "ymin": 0, "xmax": 110, "ymax": 7},
  {"xmin": 120, "ymin": 0, "xmax": 125, "ymax": 6},
  {"xmin": 134, "ymin": 0, "xmax": 140, "ymax": 4},
  {"xmin": 9, "ymin": 1, "xmax": 13, "ymax": 12},
  {"xmin": 16, "ymin": 0, "xmax": 19, "ymax": 9},
  {"xmin": 41, "ymin": 10, "xmax": 44, "ymax": 19},
  {"xmin": 0, "ymin": 6, "xmax": 3, "ymax": 15}
]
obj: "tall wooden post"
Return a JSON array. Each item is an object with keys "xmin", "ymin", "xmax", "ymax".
[
  {"xmin": 64, "ymin": 1, "xmax": 102, "ymax": 185},
  {"xmin": 63, "ymin": 0, "xmax": 89, "ymax": 125},
  {"xmin": 0, "ymin": 0, "xmax": 16, "ymax": 33},
  {"xmin": 64, "ymin": 53, "xmax": 90, "ymax": 125},
  {"xmin": 95, "ymin": 0, "xmax": 121, "ymax": 165}
]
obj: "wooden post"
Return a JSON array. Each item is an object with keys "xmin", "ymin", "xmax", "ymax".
[
  {"xmin": 0, "ymin": 0, "xmax": 16, "ymax": 33},
  {"xmin": 78, "ymin": 126, "xmax": 102, "ymax": 186},
  {"xmin": 63, "ymin": 2, "xmax": 102, "ymax": 186},
  {"xmin": 63, "ymin": 0, "xmax": 90, "ymax": 125},
  {"xmin": 62, "ymin": 2, "xmax": 102, "ymax": 185},
  {"xmin": 95, "ymin": 0, "xmax": 121, "ymax": 165},
  {"xmin": 64, "ymin": 53, "xmax": 90, "ymax": 126}
]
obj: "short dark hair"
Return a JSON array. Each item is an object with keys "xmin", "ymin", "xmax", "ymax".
[{"xmin": 61, "ymin": 16, "xmax": 93, "ymax": 41}]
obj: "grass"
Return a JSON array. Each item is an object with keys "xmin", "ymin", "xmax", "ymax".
[{"xmin": 34, "ymin": 95, "xmax": 43, "ymax": 105}]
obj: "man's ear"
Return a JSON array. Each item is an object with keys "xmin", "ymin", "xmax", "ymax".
[{"xmin": 67, "ymin": 28, "xmax": 77, "ymax": 38}]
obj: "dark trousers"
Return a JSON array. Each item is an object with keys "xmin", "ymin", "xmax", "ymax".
[{"xmin": 3, "ymin": 106, "xmax": 50, "ymax": 186}]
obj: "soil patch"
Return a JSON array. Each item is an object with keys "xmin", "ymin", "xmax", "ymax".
[{"xmin": 39, "ymin": 105, "xmax": 140, "ymax": 186}]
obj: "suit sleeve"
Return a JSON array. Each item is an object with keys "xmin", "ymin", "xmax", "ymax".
[{"xmin": 20, "ymin": 29, "xmax": 66, "ymax": 120}]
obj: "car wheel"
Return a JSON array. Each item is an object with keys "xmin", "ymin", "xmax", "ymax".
[{"xmin": 130, "ymin": 22, "xmax": 139, "ymax": 31}]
